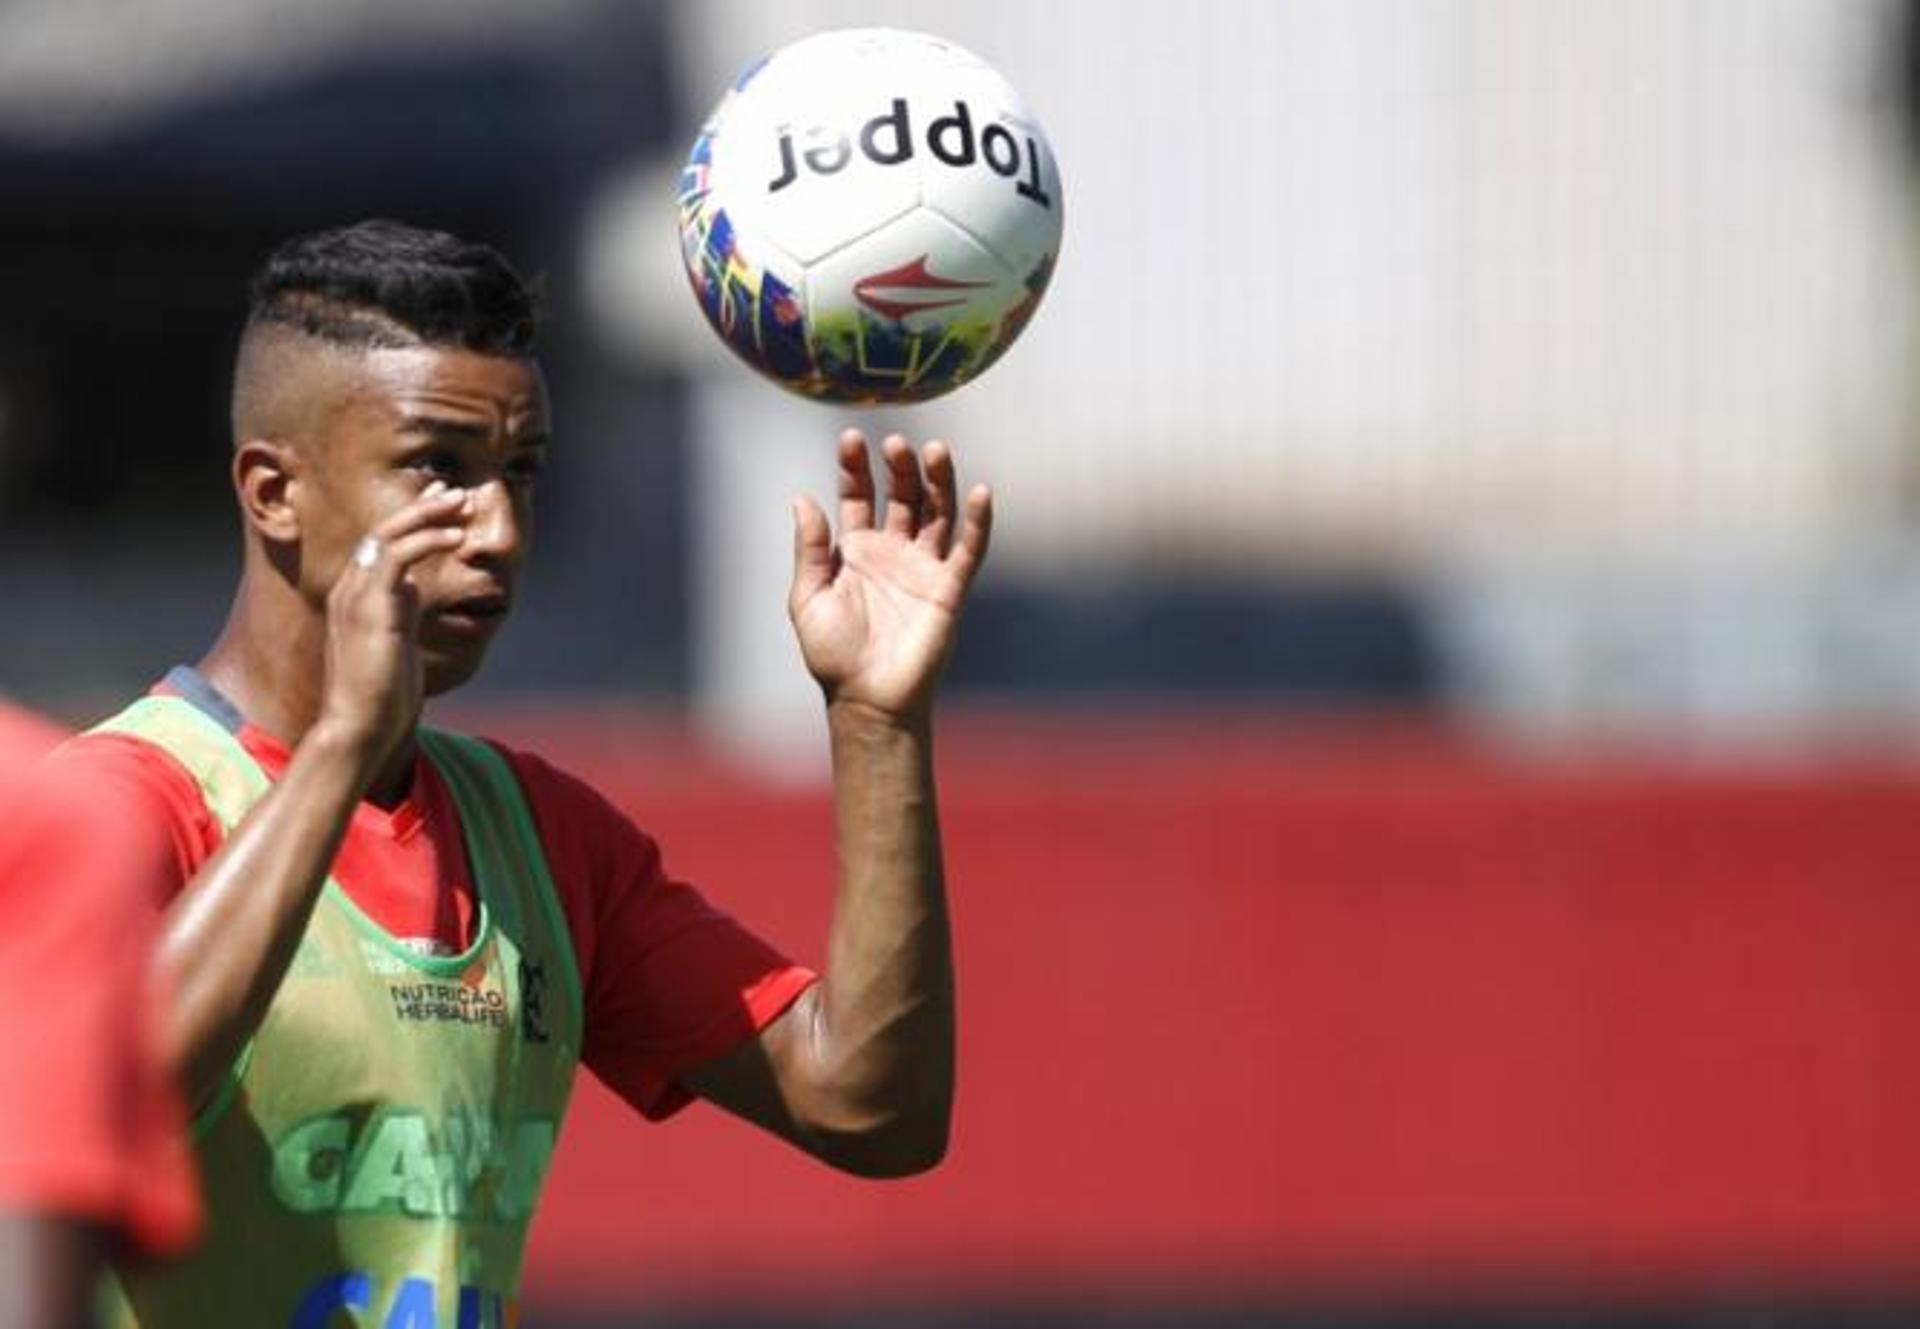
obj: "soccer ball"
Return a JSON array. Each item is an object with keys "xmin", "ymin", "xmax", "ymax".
[{"xmin": 677, "ymin": 28, "xmax": 1063, "ymax": 404}]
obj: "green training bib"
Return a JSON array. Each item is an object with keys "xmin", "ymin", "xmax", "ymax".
[{"xmin": 94, "ymin": 697, "xmax": 583, "ymax": 1329}]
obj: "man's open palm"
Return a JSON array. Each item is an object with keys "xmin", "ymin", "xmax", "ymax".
[{"xmin": 789, "ymin": 430, "xmax": 994, "ymax": 724}]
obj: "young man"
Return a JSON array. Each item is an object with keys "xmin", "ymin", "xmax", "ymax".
[
  {"xmin": 0, "ymin": 709, "xmax": 199, "ymax": 1329},
  {"xmin": 59, "ymin": 219, "xmax": 991, "ymax": 1327}
]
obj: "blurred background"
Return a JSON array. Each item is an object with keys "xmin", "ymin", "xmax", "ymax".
[{"xmin": 7, "ymin": 0, "xmax": 1920, "ymax": 1324}]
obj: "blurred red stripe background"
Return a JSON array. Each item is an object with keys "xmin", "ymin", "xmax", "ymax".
[{"xmin": 457, "ymin": 709, "xmax": 1920, "ymax": 1308}]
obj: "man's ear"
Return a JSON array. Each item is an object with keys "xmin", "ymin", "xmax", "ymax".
[{"xmin": 233, "ymin": 439, "xmax": 302, "ymax": 541}]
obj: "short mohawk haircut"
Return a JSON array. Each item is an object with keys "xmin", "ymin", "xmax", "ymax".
[{"xmin": 247, "ymin": 219, "xmax": 538, "ymax": 355}]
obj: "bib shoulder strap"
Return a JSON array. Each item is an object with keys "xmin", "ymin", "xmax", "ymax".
[
  {"xmin": 417, "ymin": 729, "xmax": 584, "ymax": 1023},
  {"xmin": 84, "ymin": 695, "xmax": 270, "ymax": 1136},
  {"xmin": 86, "ymin": 694, "xmax": 270, "ymax": 831}
]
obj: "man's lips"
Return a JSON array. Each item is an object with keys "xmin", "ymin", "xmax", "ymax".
[{"xmin": 429, "ymin": 594, "xmax": 512, "ymax": 632}]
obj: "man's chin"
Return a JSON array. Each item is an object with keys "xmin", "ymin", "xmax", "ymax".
[{"xmin": 421, "ymin": 643, "xmax": 491, "ymax": 697}]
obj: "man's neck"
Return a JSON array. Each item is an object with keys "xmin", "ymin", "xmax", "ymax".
[{"xmin": 196, "ymin": 611, "xmax": 323, "ymax": 748}]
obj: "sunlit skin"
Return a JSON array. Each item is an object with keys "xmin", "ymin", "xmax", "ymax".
[
  {"xmin": 157, "ymin": 327, "xmax": 992, "ymax": 1177},
  {"xmin": 201, "ymin": 346, "xmax": 548, "ymax": 798},
  {"xmin": 298, "ymin": 349, "xmax": 548, "ymax": 691}
]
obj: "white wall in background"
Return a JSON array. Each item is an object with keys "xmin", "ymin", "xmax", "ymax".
[
  {"xmin": 586, "ymin": 0, "xmax": 1920, "ymax": 750},
  {"xmin": 0, "ymin": 0, "xmax": 590, "ymax": 140},
  {"xmin": 657, "ymin": 0, "xmax": 1916, "ymax": 579}
]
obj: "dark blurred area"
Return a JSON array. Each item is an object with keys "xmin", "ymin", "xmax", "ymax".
[{"xmin": 0, "ymin": 4, "xmax": 697, "ymax": 698}]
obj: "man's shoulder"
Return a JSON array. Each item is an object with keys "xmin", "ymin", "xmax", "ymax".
[
  {"xmin": 466, "ymin": 734, "xmax": 591, "ymax": 802},
  {"xmin": 460, "ymin": 734, "xmax": 649, "ymax": 843}
]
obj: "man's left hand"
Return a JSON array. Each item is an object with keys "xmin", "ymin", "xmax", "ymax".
[{"xmin": 788, "ymin": 430, "xmax": 994, "ymax": 727}]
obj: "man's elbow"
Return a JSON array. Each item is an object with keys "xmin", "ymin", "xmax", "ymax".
[
  {"xmin": 794, "ymin": 1079, "xmax": 950, "ymax": 1177},
  {"xmin": 793, "ymin": 1013, "xmax": 953, "ymax": 1177},
  {"xmin": 817, "ymin": 1112, "xmax": 950, "ymax": 1179}
]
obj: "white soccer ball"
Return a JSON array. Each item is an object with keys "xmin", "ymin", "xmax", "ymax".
[{"xmin": 678, "ymin": 28, "xmax": 1064, "ymax": 404}]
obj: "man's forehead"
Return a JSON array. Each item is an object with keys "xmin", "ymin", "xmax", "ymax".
[{"xmin": 351, "ymin": 345, "xmax": 548, "ymax": 426}]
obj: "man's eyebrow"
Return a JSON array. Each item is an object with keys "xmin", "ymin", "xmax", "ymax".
[
  {"xmin": 395, "ymin": 416, "xmax": 550, "ymax": 450},
  {"xmin": 395, "ymin": 414, "xmax": 494, "ymax": 442}
]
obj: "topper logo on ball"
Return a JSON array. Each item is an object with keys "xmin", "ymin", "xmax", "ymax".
[{"xmin": 766, "ymin": 98, "xmax": 1053, "ymax": 209}]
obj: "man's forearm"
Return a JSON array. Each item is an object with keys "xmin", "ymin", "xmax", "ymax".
[
  {"xmin": 805, "ymin": 699, "xmax": 955, "ymax": 1162},
  {"xmin": 156, "ymin": 723, "xmax": 375, "ymax": 1108},
  {"xmin": 682, "ymin": 430, "xmax": 981, "ymax": 1175}
]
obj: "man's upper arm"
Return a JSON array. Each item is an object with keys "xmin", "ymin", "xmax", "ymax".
[{"xmin": 673, "ymin": 987, "xmax": 822, "ymax": 1147}]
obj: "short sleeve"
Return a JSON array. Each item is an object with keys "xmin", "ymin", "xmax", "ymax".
[
  {"xmin": 0, "ymin": 757, "xmax": 201, "ymax": 1255},
  {"xmin": 492, "ymin": 746, "xmax": 818, "ymax": 1121}
]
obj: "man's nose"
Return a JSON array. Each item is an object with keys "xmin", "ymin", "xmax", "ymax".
[{"xmin": 459, "ymin": 479, "xmax": 523, "ymax": 564}]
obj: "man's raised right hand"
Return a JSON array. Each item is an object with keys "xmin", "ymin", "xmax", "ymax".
[{"xmin": 315, "ymin": 480, "xmax": 470, "ymax": 778}]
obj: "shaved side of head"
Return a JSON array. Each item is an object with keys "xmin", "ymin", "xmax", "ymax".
[{"xmin": 229, "ymin": 320, "xmax": 396, "ymax": 453}]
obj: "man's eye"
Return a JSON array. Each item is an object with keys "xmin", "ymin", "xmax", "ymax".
[
  {"xmin": 414, "ymin": 451, "xmax": 462, "ymax": 482},
  {"xmin": 509, "ymin": 456, "xmax": 545, "ymax": 486}
]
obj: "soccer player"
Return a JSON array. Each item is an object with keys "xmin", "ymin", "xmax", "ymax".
[
  {"xmin": 58, "ymin": 219, "xmax": 991, "ymax": 1328},
  {"xmin": 0, "ymin": 709, "xmax": 199, "ymax": 1329}
]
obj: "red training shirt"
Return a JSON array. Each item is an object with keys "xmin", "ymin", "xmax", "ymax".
[
  {"xmin": 58, "ymin": 685, "xmax": 818, "ymax": 1122},
  {"xmin": 0, "ymin": 703, "xmax": 200, "ymax": 1256}
]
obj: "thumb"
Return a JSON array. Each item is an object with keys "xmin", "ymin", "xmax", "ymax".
[{"xmin": 790, "ymin": 495, "xmax": 834, "ymax": 604}]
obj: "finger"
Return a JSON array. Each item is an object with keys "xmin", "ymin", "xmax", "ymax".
[
  {"xmin": 949, "ymin": 483, "xmax": 994, "ymax": 581},
  {"xmin": 837, "ymin": 430, "xmax": 875, "ymax": 532},
  {"xmin": 790, "ymin": 494, "xmax": 834, "ymax": 605},
  {"xmin": 882, "ymin": 434, "xmax": 923, "ymax": 537},
  {"xmin": 358, "ymin": 525, "xmax": 467, "ymax": 592},
  {"xmin": 370, "ymin": 482, "xmax": 469, "ymax": 543},
  {"xmin": 917, "ymin": 440, "xmax": 957, "ymax": 555}
]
